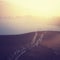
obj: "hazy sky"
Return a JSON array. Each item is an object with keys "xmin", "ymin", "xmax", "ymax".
[{"xmin": 0, "ymin": 0, "xmax": 60, "ymax": 35}]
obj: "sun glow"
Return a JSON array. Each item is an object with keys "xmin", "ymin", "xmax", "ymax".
[
  {"xmin": 3, "ymin": 0, "xmax": 60, "ymax": 18},
  {"xmin": 0, "ymin": 0, "xmax": 60, "ymax": 35},
  {"xmin": 1, "ymin": 0, "xmax": 60, "ymax": 28}
]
